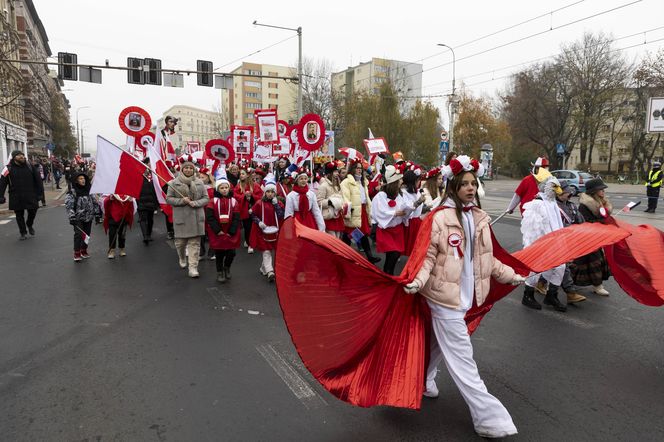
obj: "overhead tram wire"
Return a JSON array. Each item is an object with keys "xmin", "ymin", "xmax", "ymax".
[
  {"xmin": 402, "ymin": 0, "xmax": 644, "ymax": 82},
  {"xmin": 421, "ymin": 25, "xmax": 664, "ymax": 90},
  {"xmin": 213, "ymin": 35, "xmax": 297, "ymax": 71}
]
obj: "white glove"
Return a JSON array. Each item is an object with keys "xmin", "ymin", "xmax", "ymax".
[
  {"xmin": 511, "ymin": 275, "xmax": 526, "ymax": 286},
  {"xmin": 272, "ymin": 197, "xmax": 278, "ymax": 205},
  {"xmin": 403, "ymin": 281, "xmax": 421, "ymax": 294},
  {"xmin": 259, "ymin": 221, "xmax": 267, "ymax": 230}
]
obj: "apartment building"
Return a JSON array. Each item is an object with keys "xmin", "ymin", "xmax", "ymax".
[{"xmin": 155, "ymin": 105, "xmax": 221, "ymax": 152}]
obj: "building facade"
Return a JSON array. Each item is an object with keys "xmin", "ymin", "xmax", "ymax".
[
  {"xmin": 331, "ymin": 57, "xmax": 423, "ymax": 112},
  {"xmin": 156, "ymin": 105, "xmax": 221, "ymax": 152},
  {"xmin": 0, "ymin": 0, "xmax": 27, "ymax": 158},
  {"xmin": 224, "ymin": 62, "xmax": 297, "ymax": 127}
]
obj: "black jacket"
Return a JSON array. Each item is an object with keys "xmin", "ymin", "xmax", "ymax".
[
  {"xmin": 0, "ymin": 160, "xmax": 44, "ymax": 210},
  {"xmin": 137, "ymin": 177, "xmax": 159, "ymax": 211}
]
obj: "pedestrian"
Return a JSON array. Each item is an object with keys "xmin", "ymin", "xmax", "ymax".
[
  {"xmin": 403, "ymin": 156, "xmax": 525, "ymax": 439},
  {"xmin": 644, "ymin": 161, "xmax": 662, "ymax": 213},
  {"xmin": 274, "ymin": 155, "xmax": 290, "ymax": 182},
  {"xmin": 555, "ymin": 180, "xmax": 587, "ymax": 304},
  {"xmin": 316, "ymin": 161, "xmax": 346, "ymax": 239},
  {"xmin": 0, "ymin": 150, "xmax": 44, "ymax": 240},
  {"xmin": 53, "ymin": 160, "xmax": 63, "ymax": 189},
  {"xmin": 520, "ymin": 168, "xmax": 567, "ymax": 312},
  {"xmin": 65, "ymin": 172, "xmax": 101, "ymax": 261},
  {"xmin": 249, "ymin": 178, "xmax": 284, "ymax": 282},
  {"xmin": 137, "ymin": 167, "xmax": 158, "ymax": 245},
  {"xmin": 401, "ymin": 166, "xmax": 426, "ymax": 256},
  {"xmin": 340, "ymin": 159, "xmax": 381, "ymax": 264},
  {"xmin": 205, "ymin": 175, "xmax": 241, "ymax": 283},
  {"xmin": 421, "ymin": 167, "xmax": 443, "ymax": 213},
  {"xmin": 63, "ymin": 163, "xmax": 74, "ymax": 192},
  {"xmin": 571, "ymin": 178, "xmax": 612, "ymax": 296},
  {"xmin": 234, "ymin": 165, "xmax": 263, "ymax": 254},
  {"xmin": 103, "ymin": 194, "xmax": 134, "ymax": 259},
  {"xmin": 166, "ymin": 161, "xmax": 209, "ymax": 277},
  {"xmin": 276, "ymin": 171, "xmax": 293, "ymax": 205},
  {"xmin": 371, "ymin": 165, "xmax": 412, "ymax": 275},
  {"xmin": 284, "ymin": 168, "xmax": 325, "ymax": 231},
  {"xmin": 506, "ymin": 157, "xmax": 550, "ymax": 215},
  {"xmin": 227, "ymin": 162, "xmax": 240, "ymax": 187},
  {"xmin": 198, "ymin": 167, "xmax": 216, "ymax": 260}
]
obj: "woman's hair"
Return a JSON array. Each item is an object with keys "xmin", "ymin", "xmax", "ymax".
[
  {"xmin": 424, "ymin": 174, "xmax": 440, "ymax": 201},
  {"xmin": 384, "ymin": 180, "xmax": 401, "ymax": 199},
  {"xmin": 444, "ymin": 152, "xmax": 458, "ymax": 166},
  {"xmin": 442, "ymin": 171, "xmax": 481, "ymax": 223},
  {"xmin": 402, "ymin": 170, "xmax": 419, "ymax": 194}
]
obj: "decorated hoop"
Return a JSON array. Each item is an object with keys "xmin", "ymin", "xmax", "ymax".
[
  {"xmin": 118, "ymin": 106, "xmax": 151, "ymax": 136},
  {"xmin": 296, "ymin": 113, "xmax": 325, "ymax": 152},
  {"xmin": 136, "ymin": 131, "xmax": 155, "ymax": 154},
  {"xmin": 277, "ymin": 120, "xmax": 289, "ymax": 137},
  {"xmin": 205, "ymin": 139, "xmax": 235, "ymax": 165}
]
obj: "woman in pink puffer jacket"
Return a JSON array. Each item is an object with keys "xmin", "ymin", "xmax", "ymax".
[{"xmin": 404, "ymin": 156, "xmax": 525, "ymax": 439}]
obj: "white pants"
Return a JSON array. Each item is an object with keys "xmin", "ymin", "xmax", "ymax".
[
  {"xmin": 260, "ymin": 250, "xmax": 274, "ymax": 275},
  {"xmin": 427, "ymin": 317, "xmax": 517, "ymax": 434},
  {"xmin": 526, "ymin": 263, "xmax": 565, "ymax": 287},
  {"xmin": 175, "ymin": 237, "xmax": 200, "ymax": 271}
]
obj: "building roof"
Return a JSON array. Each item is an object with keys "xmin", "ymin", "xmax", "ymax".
[{"xmin": 25, "ymin": 0, "xmax": 51, "ymax": 56}]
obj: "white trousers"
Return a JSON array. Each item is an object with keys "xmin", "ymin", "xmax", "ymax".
[
  {"xmin": 175, "ymin": 237, "xmax": 200, "ymax": 271},
  {"xmin": 427, "ymin": 317, "xmax": 517, "ymax": 434},
  {"xmin": 526, "ymin": 263, "xmax": 565, "ymax": 287},
  {"xmin": 260, "ymin": 250, "xmax": 274, "ymax": 275}
]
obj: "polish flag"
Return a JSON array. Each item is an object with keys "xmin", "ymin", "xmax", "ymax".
[
  {"xmin": 82, "ymin": 231, "xmax": 91, "ymax": 245},
  {"xmin": 339, "ymin": 147, "xmax": 364, "ymax": 162},
  {"xmin": 90, "ymin": 136, "xmax": 147, "ymax": 198},
  {"xmin": 148, "ymin": 143, "xmax": 174, "ymax": 205},
  {"xmin": 1, "ymin": 151, "xmax": 11, "ymax": 177}
]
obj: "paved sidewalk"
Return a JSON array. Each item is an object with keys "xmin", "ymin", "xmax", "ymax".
[{"xmin": 0, "ymin": 186, "xmax": 67, "ymax": 217}]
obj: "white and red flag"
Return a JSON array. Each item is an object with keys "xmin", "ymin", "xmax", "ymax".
[
  {"xmin": 81, "ymin": 230, "xmax": 91, "ymax": 245},
  {"xmin": 147, "ymin": 142, "xmax": 174, "ymax": 221},
  {"xmin": 1, "ymin": 151, "xmax": 11, "ymax": 177},
  {"xmin": 154, "ymin": 128, "xmax": 176, "ymax": 164},
  {"xmin": 339, "ymin": 147, "xmax": 365, "ymax": 162},
  {"xmin": 89, "ymin": 136, "xmax": 147, "ymax": 198}
]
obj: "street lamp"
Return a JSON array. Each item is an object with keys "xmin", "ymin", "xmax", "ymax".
[
  {"xmin": 437, "ymin": 43, "xmax": 456, "ymax": 153},
  {"xmin": 253, "ymin": 20, "xmax": 302, "ymax": 119},
  {"xmin": 80, "ymin": 119, "xmax": 92, "ymax": 155},
  {"xmin": 75, "ymin": 106, "xmax": 91, "ymax": 155}
]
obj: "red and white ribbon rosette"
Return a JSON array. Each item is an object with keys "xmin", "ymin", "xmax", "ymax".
[{"xmin": 448, "ymin": 233, "xmax": 464, "ymax": 260}]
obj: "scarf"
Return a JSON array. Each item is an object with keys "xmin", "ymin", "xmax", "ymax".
[
  {"xmin": 177, "ymin": 172, "xmax": 197, "ymax": 198},
  {"xmin": 293, "ymin": 184, "xmax": 310, "ymax": 216}
]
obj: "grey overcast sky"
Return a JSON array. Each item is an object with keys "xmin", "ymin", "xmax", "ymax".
[{"xmin": 32, "ymin": 0, "xmax": 664, "ymax": 153}]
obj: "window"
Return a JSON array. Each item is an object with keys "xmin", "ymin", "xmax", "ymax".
[
  {"xmin": 244, "ymin": 69, "xmax": 262, "ymax": 76},
  {"xmin": 599, "ymin": 156, "xmax": 608, "ymax": 163},
  {"xmin": 268, "ymin": 93, "xmax": 278, "ymax": 99},
  {"xmin": 246, "ymin": 92, "xmax": 260, "ymax": 98},
  {"xmin": 268, "ymin": 104, "xmax": 278, "ymax": 110},
  {"xmin": 268, "ymin": 71, "xmax": 278, "ymax": 76},
  {"xmin": 268, "ymin": 82, "xmax": 278, "ymax": 89},
  {"xmin": 245, "ymin": 113, "xmax": 254, "ymax": 119},
  {"xmin": 246, "ymin": 102, "xmax": 261, "ymax": 109},
  {"xmin": 244, "ymin": 81, "xmax": 261, "ymax": 88}
]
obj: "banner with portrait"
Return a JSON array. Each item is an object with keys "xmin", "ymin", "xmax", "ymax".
[
  {"xmin": 254, "ymin": 109, "xmax": 279, "ymax": 145},
  {"xmin": 231, "ymin": 125, "xmax": 254, "ymax": 158}
]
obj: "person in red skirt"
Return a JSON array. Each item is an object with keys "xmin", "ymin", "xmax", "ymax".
[
  {"xmin": 401, "ymin": 166, "xmax": 426, "ymax": 256},
  {"xmin": 234, "ymin": 165, "xmax": 263, "ymax": 254},
  {"xmin": 371, "ymin": 165, "xmax": 412, "ymax": 275},
  {"xmin": 103, "ymin": 194, "xmax": 135, "ymax": 259},
  {"xmin": 205, "ymin": 174, "xmax": 241, "ymax": 283},
  {"xmin": 341, "ymin": 159, "xmax": 380, "ymax": 264},
  {"xmin": 284, "ymin": 169, "xmax": 325, "ymax": 231},
  {"xmin": 316, "ymin": 161, "xmax": 346, "ymax": 239},
  {"xmin": 249, "ymin": 179, "xmax": 285, "ymax": 282}
]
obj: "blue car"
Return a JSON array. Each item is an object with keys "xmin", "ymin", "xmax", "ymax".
[{"xmin": 550, "ymin": 170, "xmax": 594, "ymax": 195}]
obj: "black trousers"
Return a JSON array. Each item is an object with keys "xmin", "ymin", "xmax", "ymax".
[
  {"xmin": 15, "ymin": 209, "xmax": 37, "ymax": 235},
  {"xmin": 214, "ymin": 249, "xmax": 236, "ymax": 271},
  {"xmin": 383, "ymin": 251, "xmax": 401, "ymax": 275},
  {"xmin": 647, "ymin": 186, "xmax": 660, "ymax": 211},
  {"xmin": 164, "ymin": 212, "xmax": 174, "ymax": 234},
  {"xmin": 242, "ymin": 218, "xmax": 252, "ymax": 245},
  {"xmin": 108, "ymin": 219, "xmax": 127, "ymax": 249},
  {"xmin": 138, "ymin": 210, "xmax": 154, "ymax": 238},
  {"xmin": 73, "ymin": 220, "xmax": 92, "ymax": 251}
]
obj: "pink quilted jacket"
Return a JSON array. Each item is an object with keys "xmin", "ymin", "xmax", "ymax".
[{"xmin": 414, "ymin": 208, "xmax": 518, "ymax": 309}]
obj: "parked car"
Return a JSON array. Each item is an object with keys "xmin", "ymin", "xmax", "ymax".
[{"xmin": 550, "ymin": 170, "xmax": 594, "ymax": 195}]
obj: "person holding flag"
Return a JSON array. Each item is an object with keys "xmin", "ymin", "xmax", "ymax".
[{"xmin": 64, "ymin": 172, "xmax": 101, "ymax": 262}]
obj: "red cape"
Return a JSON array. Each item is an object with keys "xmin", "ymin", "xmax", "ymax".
[{"xmin": 275, "ymin": 209, "xmax": 659, "ymax": 410}]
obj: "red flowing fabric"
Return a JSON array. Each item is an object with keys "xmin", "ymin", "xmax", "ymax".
[{"xmin": 276, "ymin": 210, "xmax": 651, "ymax": 410}]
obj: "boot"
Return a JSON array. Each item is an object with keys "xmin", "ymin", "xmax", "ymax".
[
  {"xmin": 224, "ymin": 267, "xmax": 232, "ymax": 280},
  {"xmin": 535, "ymin": 279, "xmax": 548, "ymax": 295},
  {"xmin": 361, "ymin": 236, "xmax": 381, "ymax": 264},
  {"xmin": 593, "ymin": 284, "xmax": 609, "ymax": 296},
  {"xmin": 565, "ymin": 290, "xmax": 586, "ymax": 303},
  {"xmin": 217, "ymin": 271, "xmax": 226, "ymax": 283},
  {"xmin": 521, "ymin": 286, "xmax": 542, "ymax": 310},
  {"xmin": 543, "ymin": 284, "xmax": 567, "ymax": 312}
]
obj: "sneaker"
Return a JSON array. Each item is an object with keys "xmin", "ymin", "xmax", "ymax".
[
  {"xmin": 107, "ymin": 250, "xmax": 115, "ymax": 259},
  {"xmin": 188, "ymin": 268, "xmax": 200, "ymax": 278},
  {"xmin": 423, "ymin": 379, "xmax": 439, "ymax": 398},
  {"xmin": 566, "ymin": 291, "xmax": 586, "ymax": 303},
  {"xmin": 475, "ymin": 426, "xmax": 518, "ymax": 439},
  {"xmin": 74, "ymin": 251, "xmax": 82, "ymax": 262},
  {"xmin": 28, "ymin": 226, "xmax": 35, "ymax": 236},
  {"xmin": 179, "ymin": 258, "xmax": 187, "ymax": 269},
  {"xmin": 267, "ymin": 272, "xmax": 275, "ymax": 282},
  {"xmin": 208, "ymin": 254, "xmax": 216, "ymax": 260},
  {"xmin": 167, "ymin": 232, "xmax": 174, "ymax": 240},
  {"xmin": 247, "ymin": 247, "xmax": 255, "ymax": 254},
  {"xmin": 119, "ymin": 249, "xmax": 127, "ymax": 257},
  {"xmin": 593, "ymin": 285, "xmax": 610, "ymax": 296},
  {"xmin": 80, "ymin": 250, "xmax": 90, "ymax": 259},
  {"xmin": 243, "ymin": 241, "xmax": 249, "ymax": 248}
]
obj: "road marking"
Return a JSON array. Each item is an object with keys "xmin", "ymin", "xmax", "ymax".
[
  {"xmin": 256, "ymin": 343, "xmax": 326, "ymax": 409},
  {"xmin": 0, "ymin": 220, "xmax": 10, "ymax": 225},
  {"xmin": 505, "ymin": 297, "xmax": 598, "ymax": 329}
]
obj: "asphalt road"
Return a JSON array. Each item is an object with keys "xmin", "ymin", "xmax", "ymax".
[{"xmin": 0, "ymin": 203, "xmax": 663, "ymax": 441}]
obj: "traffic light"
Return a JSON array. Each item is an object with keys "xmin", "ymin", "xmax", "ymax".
[
  {"xmin": 58, "ymin": 52, "xmax": 78, "ymax": 81},
  {"xmin": 127, "ymin": 57, "xmax": 144, "ymax": 84},
  {"xmin": 144, "ymin": 58, "xmax": 162, "ymax": 85},
  {"xmin": 197, "ymin": 60, "xmax": 213, "ymax": 87}
]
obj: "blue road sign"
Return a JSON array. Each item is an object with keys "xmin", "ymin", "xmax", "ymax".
[
  {"xmin": 439, "ymin": 141, "xmax": 449, "ymax": 153},
  {"xmin": 556, "ymin": 143, "xmax": 566, "ymax": 155}
]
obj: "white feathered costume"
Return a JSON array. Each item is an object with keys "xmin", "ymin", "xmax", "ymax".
[{"xmin": 520, "ymin": 171, "xmax": 565, "ymax": 287}]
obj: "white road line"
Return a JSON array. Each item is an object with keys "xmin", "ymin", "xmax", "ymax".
[
  {"xmin": 504, "ymin": 297, "xmax": 598, "ymax": 329},
  {"xmin": 0, "ymin": 220, "xmax": 10, "ymax": 225},
  {"xmin": 256, "ymin": 343, "xmax": 326, "ymax": 409}
]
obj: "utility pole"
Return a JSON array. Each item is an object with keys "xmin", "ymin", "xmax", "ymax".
[
  {"xmin": 437, "ymin": 44, "xmax": 456, "ymax": 153},
  {"xmin": 75, "ymin": 106, "xmax": 91, "ymax": 155}
]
